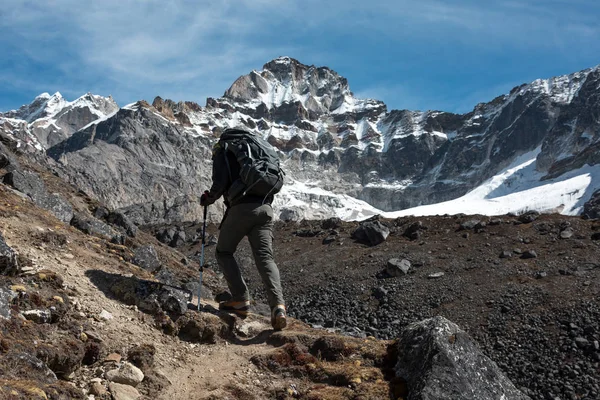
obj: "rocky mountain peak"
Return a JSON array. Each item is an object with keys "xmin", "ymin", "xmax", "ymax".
[
  {"xmin": 212, "ymin": 57, "xmax": 387, "ymax": 131},
  {"xmin": 2, "ymin": 91, "xmax": 67, "ymax": 122}
]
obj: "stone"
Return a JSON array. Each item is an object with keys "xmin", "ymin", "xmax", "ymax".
[
  {"xmin": 0, "ymin": 286, "xmax": 16, "ymax": 319},
  {"xmin": 428, "ymin": 272, "xmax": 445, "ymax": 279},
  {"xmin": 105, "ymin": 361, "xmax": 144, "ymax": 386},
  {"xmin": 352, "ymin": 220, "xmax": 390, "ymax": 246},
  {"xmin": 321, "ymin": 217, "xmax": 341, "ymax": 229},
  {"xmin": 518, "ymin": 211, "xmax": 540, "ymax": 224},
  {"xmin": 386, "ymin": 258, "xmax": 411, "ymax": 277},
  {"xmin": 99, "ymin": 310, "xmax": 113, "ymax": 321},
  {"xmin": 521, "ymin": 250, "xmax": 538, "ymax": 259},
  {"xmin": 108, "ymin": 382, "xmax": 141, "ymax": 400},
  {"xmin": 104, "ymin": 353, "xmax": 122, "ymax": 363},
  {"xmin": 560, "ymin": 228, "xmax": 574, "ymax": 239},
  {"xmin": 71, "ymin": 213, "xmax": 118, "ymax": 241},
  {"xmin": 132, "ymin": 245, "xmax": 161, "ymax": 273},
  {"xmin": 394, "ymin": 316, "xmax": 531, "ymax": 400},
  {"xmin": 582, "ymin": 189, "xmax": 600, "ymax": 219},
  {"xmin": 0, "ymin": 232, "xmax": 19, "ymax": 276},
  {"xmin": 22, "ymin": 309, "xmax": 52, "ymax": 324},
  {"xmin": 499, "ymin": 251, "xmax": 512, "ymax": 259},
  {"xmin": 107, "ymin": 211, "xmax": 137, "ymax": 237},
  {"xmin": 89, "ymin": 381, "xmax": 107, "ymax": 396}
]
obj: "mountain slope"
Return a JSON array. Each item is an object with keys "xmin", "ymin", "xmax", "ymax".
[{"xmin": 2, "ymin": 58, "xmax": 600, "ymax": 224}]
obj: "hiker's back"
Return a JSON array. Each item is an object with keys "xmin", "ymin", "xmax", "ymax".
[{"xmin": 219, "ymin": 129, "xmax": 285, "ymax": 204}]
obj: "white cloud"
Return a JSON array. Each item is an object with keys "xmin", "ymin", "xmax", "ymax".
[{"xmin": 1, "ymin": 0, "xmax": 599, "ymax": 109}]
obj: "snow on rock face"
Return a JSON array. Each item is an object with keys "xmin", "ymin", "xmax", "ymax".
[
  {"xmin": 222, "ymin": 56, "xmax": 383, "ymax": 119},
  {"xmin": 1, "ymin": 93, "xmax": 119, "ymax": 149}
]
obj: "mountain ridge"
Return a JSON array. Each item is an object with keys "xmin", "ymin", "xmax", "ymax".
[{"xmin": 1, "ymin": 58, "xmax": 600, "ymax": 225}]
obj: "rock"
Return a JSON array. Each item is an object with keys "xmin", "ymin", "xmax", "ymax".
[
  {"xmin": 99, "ymin": 310, "xmax": 113, "ymax": 321},
  {"xmin": 403, "ymin": 221, "xmax": 425, "ymax": 240},
  {"xmin": 518, "ymin": 211, "xmax": 540, "ymax": 224},
  {"xmin": 560, "ymin": 228, "xmax": 574, "ymax": 239},
  {"xmin": 109, "ymin": 277, "xmax": 190, "ymax": 319},
  {"xmin": 459, "ymin": 219, "xmax": 481, "ymax": 230},
  {"xmin": 0, "ymin": 286, "xmax": 16, "ymax": 319},
  {"xmin": 352, "ymin": 220, "xmax": 390, "ymax": 246},
  {"xmin": 89, "ymin": 381, "xmax": 107, "ymax": 396},
  {"xmin": 71, "ymin": 213, "xmax": 120, "ymax": 241},
  {"xmin": 428, "ymin": 272, "xmax": 445, "ymax": 279},
  {"xmin": 107, "ymin": 211, "xmax": 138, "ymax": 237},
  {"xmin": 591, "ymin": 232, "xmax": 600, "ymax": 241},
  {"xmin": 108, "ymin": 382, "xmax": 141, "ymax": 400},
  {"xmin": 386, "ymin": 258, "xmax": 411, "ymax": 277},
  {"xmin": 156, "ymin": 227, "xmax": 176, "ymax": 245},
  {"xmin": 499, "ymin": 251, "xmax": 512, "ymax": 259},
  {"xmin": 0, "ymin": 232, "xmax": 19, "ymax": 276},
  {"xmin": 105, "ymin": 361, "xmax": 144, "ymax": 386},
  {"xmin": 3, "ymin": 169, "xmax": 73, "ymax": 223},
  {"xmin": 22, "ymin": 309, "xmax": 52, "ymax": 324},
  {"xmin": 322, "ymin": 235, "xmax": 336, "ymax": 245},
  {"xmin": 176, "ymin": 312, "xmax": 232, "ymax": 344},
  {"xmin": 84, "ymin": 330, "xmax": 104, "ymax": 342},
  {"xmin": 105, "ymin": 353, "xmax": 122, "ymax": 363},
  {"xmin": 394, "ymin": 316, "xmax": 531, "ymax": 400},
  {"xmin": 170, "ymin": 229, "xmax": 186, "ymax": 247},
  {"xmin": 1, "ymin": 351, "xmax": 58, "ymax": 384},
  {"xmin": 132, "ymin": 245, "xmax": 161, "ymax": 273},
  {"xmin": 521, "ymin": 250, "xmax": 538, "ymax": 259},
  {"xmin": 321, "ymin": 217, "xmax": 341, "ymax": 229},
  {"xmin": 582, "ymin": 189, "xmax": 600, "ymax": 219}
]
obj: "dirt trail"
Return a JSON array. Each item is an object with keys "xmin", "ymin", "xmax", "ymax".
[{"xmin": 1, "ymin": 185, "xmax": 394, "ymax": 399}]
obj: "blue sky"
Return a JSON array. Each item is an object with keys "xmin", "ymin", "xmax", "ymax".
[{"xmin": 1, "ymin": 0, "xmax": 599, "ymax": 114}]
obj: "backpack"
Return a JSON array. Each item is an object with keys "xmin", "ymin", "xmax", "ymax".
[{"xmin": 218, "ymin": 129, "xmax": 285, "ymax": 203}]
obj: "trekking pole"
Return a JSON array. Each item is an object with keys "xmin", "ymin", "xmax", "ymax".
[{"xmin": 197, "ymin": 204, "xmax": 208, "ymax": 311}]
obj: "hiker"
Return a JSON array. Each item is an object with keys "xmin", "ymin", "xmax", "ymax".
[{"xmin": 200, "ymin": 128, "xmax": 287, "ymax": 330}]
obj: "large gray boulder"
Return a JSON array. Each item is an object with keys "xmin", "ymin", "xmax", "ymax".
[
  {"xmin": 394, "ymin": 316, "xmax": 530, "ymax": 400},
  {"xmin": 352, "ymin": 220, "xmax": 390, "ymax": 246}
]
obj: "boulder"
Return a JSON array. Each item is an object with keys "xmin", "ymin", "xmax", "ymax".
[
  {"xmin": 394, "ymin": 316, "xmax": 531, "ymax": 400},
  {"xmin": 352, "ymin": 220, "xmax": 390, "ymax": 246},
  {"xmin": 132, "ymin": 245, "xmax": 161, "ymax": 273},
  {"xmin": 105, "ymin": 361, "xmax": 144, "ymax": 387},
  {"xmin": 71, "ymin": 213, "xmax": 120, "ymax": 241},
  {"xmin": 386, "ymin": 258, "xmax": 411, "ymax": 277},
  {"xmin": 107, "ymin": 211, "xmax": 138, "ymax": 237},
  {"xmin": 108, "ymin": 382, "xmax": 141, "ymax": 400}
]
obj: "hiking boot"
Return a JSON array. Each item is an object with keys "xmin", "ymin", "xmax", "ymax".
[
  {"xmin": 271, "ymin": 305, "xmax": 287, "ymax": 331},
  {"xmin": 218, "ymin": 300, "xmax": 250, "ymax": 318}
]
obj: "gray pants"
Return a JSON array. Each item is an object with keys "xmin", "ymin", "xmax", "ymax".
[{"xmin": 215, "ymin": 202, "xmax": 284, "ymax": 308}]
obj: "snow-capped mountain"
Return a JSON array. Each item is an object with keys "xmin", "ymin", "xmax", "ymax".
[
  {"xmin": 1, "ymin": 92, "xmax": 118, "ymax": 149},
  {"xmin": 2, "ymin": 57, "xmax": 600, "ymax": 224}
]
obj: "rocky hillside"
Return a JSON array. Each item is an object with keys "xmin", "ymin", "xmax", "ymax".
[
  {"xmin": 0, "ymin": 138, "xmax": 546, "ymax": 400},
  {"xmin": 2, "ymin": 58, "xmax": 600, "ymax": 225}
]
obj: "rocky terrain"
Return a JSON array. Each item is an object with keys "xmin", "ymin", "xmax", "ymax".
[
  {"xmin": 1, "ymin": 56, "xmax": 600, "ymax": 400},
  {"xmin": 171, "ymin": 208, "xmax": 600, "ymax": 400},
  {"xmin": 0, "ymin": 142, "xmax": 547, "ymax": 400}
]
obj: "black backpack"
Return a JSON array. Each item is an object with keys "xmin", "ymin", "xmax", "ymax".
[{"xmin": 218, "ymin": 129, "xmax": 285, "ymax": 203}]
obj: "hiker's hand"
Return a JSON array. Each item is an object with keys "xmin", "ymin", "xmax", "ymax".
[{"xmin": 200, "ymin": 190, "xmax": 210, "ymax": 206}]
